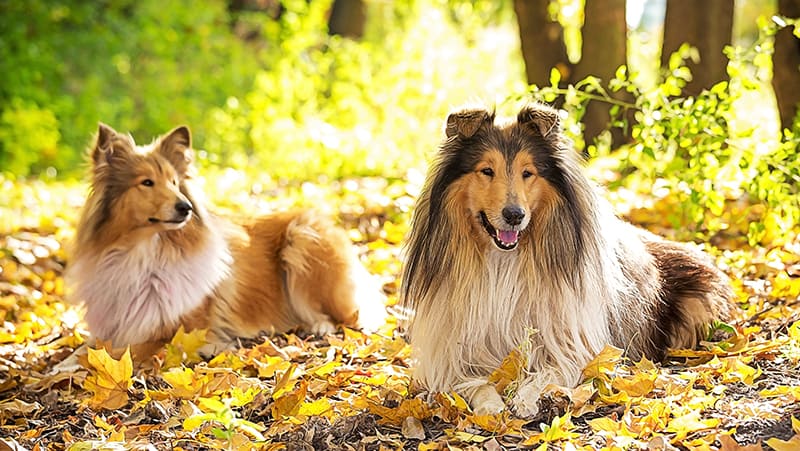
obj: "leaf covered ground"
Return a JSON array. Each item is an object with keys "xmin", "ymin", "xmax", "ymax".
[{"xmin": 1, "ymin": 172, "xmax": 800, "ymax": 450}]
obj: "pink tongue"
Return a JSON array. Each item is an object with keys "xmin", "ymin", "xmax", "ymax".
[{"xmin": 498, "ymin": 230, "xmax": 519, "ymax": 244}]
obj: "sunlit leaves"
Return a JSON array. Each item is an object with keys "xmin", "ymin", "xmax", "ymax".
[
  {"xmin": 163, "ymin": 326, "xmax": 207, "ymax": 369},
  {"xmin": 487, "ymin": 348, "xmax": 524, "ymax": 394},
  {"xmin": 3, "ymin": 152, "xmax": 800, "ymax": 449},
  {"xmin": 766, "ymin": 417, "xmax": 800, "ymax": 451},
  {"xmin": 82, "ymin": 347, "xmax": 133, "ymax": 410}
]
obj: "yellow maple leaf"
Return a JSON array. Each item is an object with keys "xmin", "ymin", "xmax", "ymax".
[
  {"xmin": 369, "ymin": 398, "xmax": 432, "ymax": 425},
  {"xmin": 522, "ymin": 413, "xmax": 580, "ymax": 445},
  {"xmin": 162, "ymin": 367, "xmax": 199, "ymax": 399},
  {"xmin": 298, "ymin": 397, "xmax": 333, "ymax": 418},
  {"xmin": 272, "ymin": 380, "xmax": 308, "ymax": 420},
  {"xmin": 719, "ymin": 357, "xmax": 761, "ymax": 385},
  {"xmin": 487, "ymin": 349, "xmax": 524, "ymax": 393},
  {"xmin": 666, "ymin": 410, "xmax": 720, "ymax": 441},
  {"xmin": 163, "ymin": 326, "xmax": 207, "ymax": 369},
  {"xmin": 582, "ymin": 345, "xmax": 623, "ymax": 382},
  {"xmin": 612, "ymin": 371, "xmax": 657, "ymax": 397},
  {"xmin": 83, "ymin": 347, "xmax": 133, "ymax": 410},
  {"xmin": 272, "ymin": 363, "xmax": 299, "ymax": 400},
  {"xmin": 760, "ymin": 385, "xmax": 800, "ymax": 400},
  {"xmin": 765, "ymin": 435, "xmax": 800, "ymax": 451}
]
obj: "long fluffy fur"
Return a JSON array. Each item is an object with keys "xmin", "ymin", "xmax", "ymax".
[
  {"xmin": 68, "ymin": 123, "xmax": 385, "ymax": 355},
  {"xmin": 400, "ymin": 103, "xmax": 733, "ymax": 416}
]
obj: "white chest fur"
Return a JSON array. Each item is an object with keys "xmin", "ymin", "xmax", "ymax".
[
  {"xmin": 71, "ymin": 231, "xmax": 232, "ymax": 345},
  {"xmin": 411, "ymin": 247, "xmax": 611, "ymax": 395}
]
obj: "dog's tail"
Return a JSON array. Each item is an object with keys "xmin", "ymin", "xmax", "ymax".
[{"xmin": 281, "ymin": 211, "xmax": 387, "ymax": 334}]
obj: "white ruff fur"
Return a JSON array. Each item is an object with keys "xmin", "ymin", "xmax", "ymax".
[
  {"xmin": 69, "ymin": 226, "xmax": 231, "ymax": 345},
  {"xmin": 409, "ymin": 233, "xmax": 618, "ymax": 409}
]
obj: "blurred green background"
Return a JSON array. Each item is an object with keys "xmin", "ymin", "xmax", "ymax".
[{"xmin": 0, "ymin": 0, "xmax": 795, "ymax": 184}]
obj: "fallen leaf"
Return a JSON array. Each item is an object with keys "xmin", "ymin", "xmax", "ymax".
[
  {"xmin": 272, "ymin": 380, "xmax": 308, "ymax": 420},
  {"xmin": 765, "ymin": 435, "xmax": 800, "ymax": 451},
  {"xmin": 0, "ymin": 399, "xmax": 42, "ymax": 416},
  {"xmin": 666, "ymin": 410, "xmax": 719, "ymax": 441},
  {"xmin": 718, "ymin": 434, "xmax": 762, "ymax": 450},
  {"xmin": 163, "ymin": 326, "xmax": 207, "ymax": 368},
  {"xmin": 582, "ymin": 345, "xmax": 623, "ymax": 382},
  {"xmin": 487, "ymin": 348, "xmax": 524, "ymax": 393},
  {"xmin": 401, "ymin": 416, "xmax": 425, "ymax": 440},
  {"xmin": 82, "ymin": 347, "xmax": 133, "ymax": 410}
]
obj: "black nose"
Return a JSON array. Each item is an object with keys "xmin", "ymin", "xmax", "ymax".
[
  {"xmin": 502, "ymin": 206, "xmax": 525, "ymax": 226},
  {"xmin": 175, "ymin": 201, "xmax": 193, "ymax": 217}
]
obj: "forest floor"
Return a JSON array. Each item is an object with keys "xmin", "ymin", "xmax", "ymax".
[{"xmin": 1, "ymin": 175, "xmax": 799, "ymax": 450}]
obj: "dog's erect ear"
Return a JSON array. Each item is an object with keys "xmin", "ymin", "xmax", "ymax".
[
  {"xmin": 517, "ymin": 104, "xmax": 561, "ymax": 138},
  {"xmin": 445, "ymin": 108, "xmax": 492, "ymax": 139},
  {"xmin": 158, "ymin": 126, "xmax": 194, "ymax": 176},
  {"xmin": 92, "ymin": 123, "xmax": 134, "ymax": 167}
]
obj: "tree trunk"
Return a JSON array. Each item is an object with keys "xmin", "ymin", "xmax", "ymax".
[
  {"xmin": 328, "ymin": 0, "xmax": 366, "ymax": 39},
  {"xmin": 661, "ymin": 0, "xmax": 734, "ymax": 97},
  {"xmin": 513, "ymin": 0, "xmax": 570, "ymax": 88},
  {"xmin": 573, "ymin": 0, "xmax": 631, "ymax": 148},
  {"xmin": 772, "ymin": 0, "xmax": 800, "ymax": 131}
]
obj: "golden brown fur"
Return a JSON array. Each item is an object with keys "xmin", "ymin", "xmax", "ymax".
[
  {"xmin": 400, "ymin": 103, "xmax": 734, "ymax": 416},
  {"xmin": 68, "ymin": 124, "xmax": 384, "ymax": 357}
]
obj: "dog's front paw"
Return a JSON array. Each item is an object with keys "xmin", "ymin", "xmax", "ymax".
[
  {"xmin": 311, "ymin": 320, "xmax": 337, "ymax": 336},
  {"xmin": 471, "ymin": 384, "xmax": 506, "ymax": 416},
  {"xmin": 198, "ymin": 340, "xmax": 234, "ymax": 359},
  {"xmin": 511, "ymin": 383, "xmax": 541, "ymax": 418}
]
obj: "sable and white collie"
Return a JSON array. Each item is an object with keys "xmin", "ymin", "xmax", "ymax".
[
  {"xmin": 400, "ymin": 103, "xmax": 734, "ymax": 416},
  {"xmin": 68, "ymin": 123, "xmax": 384, "ymax": 355}
]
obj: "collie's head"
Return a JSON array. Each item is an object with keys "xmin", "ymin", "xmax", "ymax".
[
  {"xmin": 402, "ymin": 103, "xmax": 598, "ymax": 306},
  {"xmin": 77, "ymin": 123, "xmax": 202, "ymax": 248}
]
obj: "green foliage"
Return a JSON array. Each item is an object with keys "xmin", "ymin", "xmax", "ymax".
[
  {"xmin": 204, "ymin": 0, "xmax": 523, "ymax": 179},
  {"xmin": 1, "ymin": 0, "xmax": 524, "ymax": 180},
  {"xmin": 0, "ymin": 0, "xmax": 259, "ymax": 177},
  {"xmin": 526, "ymin": 26, "xmax": 799, "ymax": 244},
  {"xmin": 0, "ymin": 100, "xmax": 61, "ymax": 176}
]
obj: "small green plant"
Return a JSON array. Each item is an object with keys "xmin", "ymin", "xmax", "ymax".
[
  {"xmin": 183, "ymin": 389, "xmax": 265, "ymax": 448},
  {"xmin": 522, "ymin": 20, "xmax": 799, "ymax": 246}
]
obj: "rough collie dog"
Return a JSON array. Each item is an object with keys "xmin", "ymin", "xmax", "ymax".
[
  {"xmin": 400, "ymin": 103, "xmax": 734, "ymax": 416},
  {"xmin": 68, "ymin": 123, "xmax": 384, "ymax": 355}
]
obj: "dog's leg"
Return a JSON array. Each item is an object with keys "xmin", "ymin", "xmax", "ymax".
[
  {"xmin": 510, "ymin": 367, "xmax": 563, "ymax": 417},
  {"xmin": 471, "ymin": 384, "xmax": 506, "ymax": 415}
]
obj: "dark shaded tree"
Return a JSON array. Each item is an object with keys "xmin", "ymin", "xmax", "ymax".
[
  {"xmin": 573, "ymin": 0, "xmax": 630, "ymax": 147},
  {"xmin": 328, "ymin": 0, "xmax": 366, "ymax": 39},
  {"xmin": 514, "ymin": 0, "xmax": 631, "ymax": 150},
  {"xmin": 513, "ymin": 0, "xmax": 570, "ymax": 88},
  {"xmin": 772, "ymin": 0, "xmax": 800, "ymax": 131},
  {"xmin": 661, "ymin": 0, "xmax": 734, "ymax": 97}
]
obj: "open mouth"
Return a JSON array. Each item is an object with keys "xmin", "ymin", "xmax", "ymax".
[{"xmin": 479, "ymin": 211, "xmax": 519, "ymax": 251}]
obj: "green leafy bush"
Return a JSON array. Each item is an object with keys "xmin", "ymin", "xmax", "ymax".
[
  {"xmin": 0, "ymin": 0, "xmax": 259, "ymax": 177},
  {"xmin": 526, "ymin": 24, "xmax": 799, "ymax": 245},
  {"xmin": 203, "ymin": 0, "xmax": 524, "ymax": 179}
]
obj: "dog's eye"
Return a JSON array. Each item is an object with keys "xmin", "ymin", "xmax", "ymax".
[
  {"xmin": 480, "ymin": 168, "xmax": 494, "ymax": 177},
  {"xmin": 522, "ymin": 170, "xmax": 534, "ymax": 179},
  {"xmin": 141, "ymin": 179, "xmax": 154, "ymax": 187}
]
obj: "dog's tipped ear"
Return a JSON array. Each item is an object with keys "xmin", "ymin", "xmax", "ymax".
[
  {"xmin": 158, "ymin": 126, "xmax": 194, "ymax": 176},
  {"xmin": 517, "ymin": 104, "xmax": 561, "ymax": 138},
  {"xmin": 445, "ymin": 108, "xmax": 492, "ymax": 139},
  {"xmin": 92, "ymin": 123, "xmax": 132, "ymax": 166}
]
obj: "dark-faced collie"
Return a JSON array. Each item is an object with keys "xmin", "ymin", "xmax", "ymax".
[
  {"xmin": 68, "ymin": 124, "xmax": 385, "ymax": 357},
  {"xmin": 400, "ymin": 103, "xmax": 734, "ymax": 416}
]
